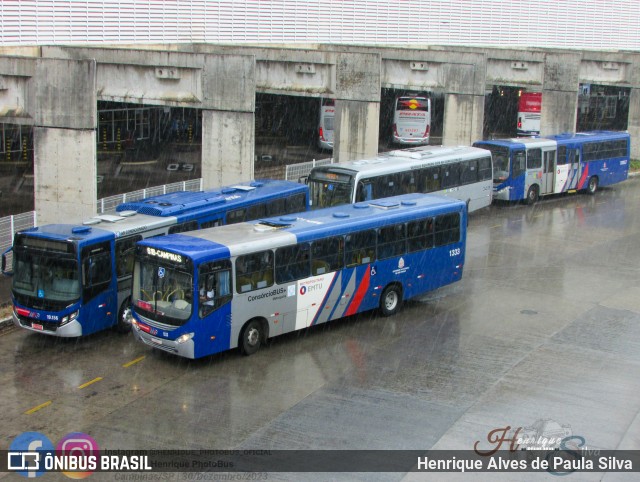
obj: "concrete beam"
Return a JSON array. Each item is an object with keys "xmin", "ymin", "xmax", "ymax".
[
  {"xmin": 42, "ymin": 46, "xmax": 255, "ymax": 112},
  {"xmin": 0, "ymin": 56, "xmax": 35, "ymax": 123}
]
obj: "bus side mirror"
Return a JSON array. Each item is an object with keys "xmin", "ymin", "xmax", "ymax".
[{"xmin": 1, "ymin": 247, "xmax": 13, "ymax": 276}]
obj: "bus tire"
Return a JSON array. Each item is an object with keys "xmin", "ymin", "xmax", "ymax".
[
  {"xmin": 587, "ymin": 176, "xmax": 599, "ymax": 195},
  {"xmin": 115, "ymin": 298, "xmax": 132, "ymax": 333},
  {"xmin": 240, "ymin": 319, "xmax": 264, "ymax": 356},
  {"xmin": 380, "ymin": 284, "xmax": 403, "ymax": 317},
  {"xmin": 526, "ymin": 185, "xmax": 539, "ymax": 205}
]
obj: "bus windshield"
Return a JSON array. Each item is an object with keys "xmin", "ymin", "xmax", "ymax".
[
  {"xmin": 12, "ymin": 250, "xmax": 80, "ymax": 309},
  {"xmin": 133, "ymin": 260, "xmax": 193, "ymax": 326},
  {"xmin": 308, "ymin": 171, "xmax": 354, "ymax": 209}
]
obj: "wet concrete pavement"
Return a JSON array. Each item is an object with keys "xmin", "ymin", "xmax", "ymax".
[{"xmin": 1, "ymin": 177, "xmax": 640, "ymax": 481}]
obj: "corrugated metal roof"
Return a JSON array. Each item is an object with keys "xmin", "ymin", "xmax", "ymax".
[{"xmin": 1, "ymin": 0, "xmax": 638, "ymax": 51}]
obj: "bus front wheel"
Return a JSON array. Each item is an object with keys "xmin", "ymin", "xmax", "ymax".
[
  {"xmin": 380, "ymin": 285, "xmax": 403, "ymax": 317},
  {"xmin": 587, "ymin": 176, "xmax": 599, "ymax": 195},
  {"xmin": 115, "ymin": 298, "xmax": 132, "ymax": 333},
  {"xmin": 240, "ymin": 319, "xmax": 264, "ymax": 356},
  {"xmin": 526, "ymin": 185, "xmax": 539, "ymax": 205}
]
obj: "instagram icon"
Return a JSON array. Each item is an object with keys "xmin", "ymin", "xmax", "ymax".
[{"xmin": 56, "ymin": 432, "xmax": 100, "ymax": 479}]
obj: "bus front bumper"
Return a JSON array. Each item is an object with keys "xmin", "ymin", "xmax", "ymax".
[
  {"xmin": 132, "ymin": 325, "xmax": 195, "ymax": 359},
  {"xmin": 13, "ymin": 312, "xmax": 83, "ymax": 337},
  {"xmin": 493, "ymin": 186, "xmax": 511, "ymax": 201}
]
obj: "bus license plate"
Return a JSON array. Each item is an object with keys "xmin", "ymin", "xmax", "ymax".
[{"xmin": 32, "ymin": 323, "xmax": 43, "ymax": 331}]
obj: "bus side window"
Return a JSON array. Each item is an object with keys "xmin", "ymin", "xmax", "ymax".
[
  {"xmin": 345, "ymin": 230, "xmax": 376, "ymax": 267},
  {"xmin": 356, "ymin": 182, "xmax": 372, "ymax": 202},
  {"xmin": 512, "ymin": 150, "xmax": 526, "ymax": 178},
  {"xmin": 266, "ymin": 197, "xmax": 286, "ymax": 217},
  {"xmin": 557, "ymin": 146, "xmax": 568, "ymax": 165},
  {"xmin": 434, "ymin": 213, "xmax": 461, "ymax": 247},
  {"xmin": 236, "ymin": 251, "xmax": 273, "ymax": 293},
  {"xmin": 226, "ymin": 208, "xmax": 246, "ymax": 225},
  {"xmin": 199, "ymin": 260, "xmax": 232, "ymax": 318},
  {"xmin": 423, "ymin": 167, "xmax": 441, "ymax": 192},
  {"xmin": 169, "ymin": 220, "xmax": 198, "ymax": 234},
  {"xmin": 81, "ymin": 242, "xmax": 112, "ymax": 301},
  {"xmin": 527, "ymin": 148, "xmax": 542, "ymax": 169},
  {"xmin": 441, "ymin": 164, "xmax": 460, "ymax": 189},
  {"xmin": 478, "ymin": 157, "xmax": 492, "ymax": 180},
  {"xmin": 407, "ymin": 218, "xmax": 434, "ymax": 252},
  {"xmin": 275, "ymin": 244, "xmax": 310, "ymax": 284},
  {"xmin": 459, "ymin": 160, "xmax": 478, "ymax": 185},
  {"xmin": 311, "ymin": 236, "xmax": 344, "ymax": 274},
  {"xmin": 286, "ymin": 193, "xmax": 307, "ymax": 213},
  {"xmin": 377, "ymin": 223, "xmax": 407, "ymax": 260},
  {"xmin": 115, "ymin": 235, "xmax": 141, "ymax": 278},
  {"xmin": 200, "ymin": 219, "xmax": 222, "ymax": 229},
  {"xmin": 246, "ymin": 203, "xmax": 267, "ymax": 221}
]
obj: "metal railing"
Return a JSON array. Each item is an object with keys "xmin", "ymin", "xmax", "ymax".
[{"xmin": 285, "ymin": 157, "xmax": 334, "ymax": 182}]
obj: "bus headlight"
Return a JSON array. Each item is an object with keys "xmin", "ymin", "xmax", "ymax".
[
  {"xmin": 60, "ymin": 310, "xmax": 79, "ymax": 326},
  {"xmin": 131, "ymin": 319, "xmax": 139, "ymax": 330},
  {"xmin": 176, "ymin": 333, "xmax": 194, "ymax": 344}
]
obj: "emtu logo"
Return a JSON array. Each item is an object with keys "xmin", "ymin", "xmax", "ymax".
[{"xmin": 8, "ymin": 431, "xmax": 55, "ymax": 478}]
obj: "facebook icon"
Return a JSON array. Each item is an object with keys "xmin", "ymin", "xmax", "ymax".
[{"xmin": 8, "ymin": 432, "xmax": 54, "ymax": 478}]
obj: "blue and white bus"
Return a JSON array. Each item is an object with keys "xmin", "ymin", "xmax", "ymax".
[
  {"xmin": 2, "ymin": 180, "xmax": 309, "ymax": 337},
  {"xmin": 473, "ymin": 130, "xmax": 630, "ymax": 204},
  {"xmin": 307, "ymin": 145, "xmax": 493, "ymax": 213},
  {"xmin": 130, "ymin": 193, "xmax": 467, "ymax": 359}
]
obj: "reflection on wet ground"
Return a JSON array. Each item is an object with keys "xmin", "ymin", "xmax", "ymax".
[{"xmin": 1, "ymin": 178, "xmax": 640, "ymax": 480}]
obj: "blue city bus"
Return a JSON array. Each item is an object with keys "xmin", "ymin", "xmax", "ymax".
[
  {"xmin": 130, "ymin": 193, "xmax": 467, "ymax": 359},
  {"xmin": 473, "ymin": 130, "xmax": 630, "ymax": 204},
  {"xmin": 1, "ymin": 180, "xmax": 309, "ymax": 337}
]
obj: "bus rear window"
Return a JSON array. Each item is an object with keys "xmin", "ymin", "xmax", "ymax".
[{"xmin": 396, "ymin": 97, "xmax": 429, "ymax": 112}]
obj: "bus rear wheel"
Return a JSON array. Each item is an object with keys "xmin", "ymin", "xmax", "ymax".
[
  {"xmin": 240, "ymin": 319, "xmax": 264, "ymax": 356},
  {"xmin": 115, "ymin": 298, "xmax": 132, "ymax": 333},
  {"xmin": 587, "ymin": 176, "xmax": 599, "ymax": 195},
  {"xmin": 380, "ymin": 285, "xmax": 403, "ymax": 317},
  {"xmin": 526, "ymin": 185, "xmax": 539, "ymax": 205}
]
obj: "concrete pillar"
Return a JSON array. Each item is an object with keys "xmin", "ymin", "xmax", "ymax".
[
  {"xmin": 442, "ymin": 94, "xmax": 484, "ymax": 146},
  {"xmin": 33, "ymin": 58, "xmax": 97, "ymax": 225},
  {"xmin": 628, "ymin": 88, "xmax": 640, "ymax": 160},
  {"xmin": 201, "ymin": 110, "xmax": 255, "ymax": 187},
  {"xmin": 334, "ymin": 53, "xmax": 381, "ymax": 162},
  {"xmin": 200, "ymin": 54, "xmax": 256, "ymax": 188},
  {"xmin": 541, "ymin": 53, "xmax": 580, "ymax": 136},
  {"xmin": 334, "ymin": 100, "xmax": 380, "ymax": 161}
]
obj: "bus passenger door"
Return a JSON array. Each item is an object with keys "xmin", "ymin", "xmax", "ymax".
[
  {"xmin": 567, "ymin": 148, "xmax": 581, "ymax": 190},
  {"xmin": 541, "ymin": 150, "xmax": 555, "ymax": 195}
]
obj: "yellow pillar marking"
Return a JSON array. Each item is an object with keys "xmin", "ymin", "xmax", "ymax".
[
  {"xmin": 122, "ymin": 355, "xmax": 146, "ymax": 368},
  {"xmin": 78, "ymin": 377, "xmax": 103, "ymax": 389},
  {"xmin": 25, "ymin": 400, "xmax": 52, "ymax": 415}
]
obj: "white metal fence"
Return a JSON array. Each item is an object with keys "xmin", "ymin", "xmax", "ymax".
[
  {"xmin": 0, "ymin": 178, "xmax": 204, "ymax": 268},
  {"xmin": 285, "ymin": 157, "xmax": 334, "ymax": 183}
]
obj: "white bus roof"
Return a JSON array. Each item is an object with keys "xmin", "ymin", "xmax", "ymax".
[
  {"xmin": 312, "ymin": 145, "xmax": 489, "ymax": 178},
  {"xmin": 81, "ymin": 212, "xmax": 177, "ymax": 238}
]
